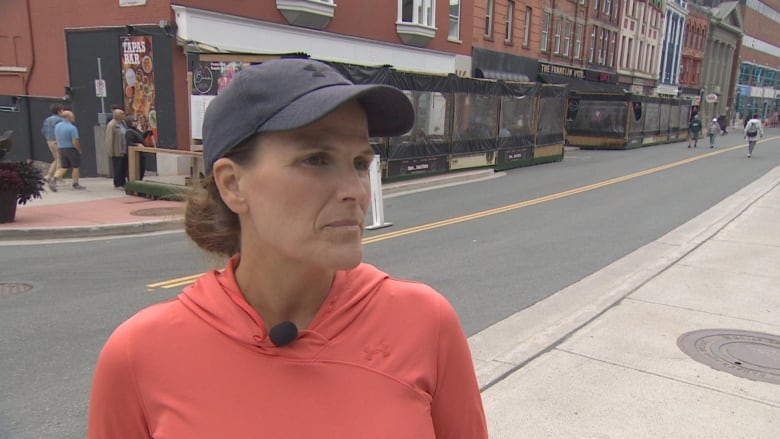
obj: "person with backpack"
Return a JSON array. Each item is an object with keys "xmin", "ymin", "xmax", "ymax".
[
  {"xmin": 743, "ymin": 114, "xmax": 764, "ymax": 158},
  {"xmin": 688, "ymin": 115, "xmax": 702, "ymax": 148},
  {"xmin": 707, "ymin": 118, "xmax": 720, "ymax": 148}
]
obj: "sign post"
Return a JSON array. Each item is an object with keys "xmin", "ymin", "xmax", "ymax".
[{"xmin": 365, "ymin": 155, "xmax": 392, "ymax": 230}]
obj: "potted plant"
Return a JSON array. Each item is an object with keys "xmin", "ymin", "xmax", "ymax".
[{"xmin": 0, "ymin": 130, "xmax": 46, "ymax": 223}]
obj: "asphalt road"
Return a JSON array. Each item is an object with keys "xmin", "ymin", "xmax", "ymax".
[{"xmin": 1, "ymin": 130, "xmax": 778, "ymax": 438}]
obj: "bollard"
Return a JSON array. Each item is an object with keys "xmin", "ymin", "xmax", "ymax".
[{"xmin": 365, "ymin": 155, "xmax": 392, "ymax": 230}]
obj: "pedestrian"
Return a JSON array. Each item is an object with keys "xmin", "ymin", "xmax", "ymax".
[
  {"xmin": 124, "ymin": 115, "xmax": 147, "ymax": 180},
  {"xmin": 717, "ymin": 115, "xmax": 728, "ymax": 135},
  {"xmin": 41, "ymin": 103, "xmax": 64, "ymax": 184},
  {"xmin": 87, "ymin": 58, "xmax": 487, "ymax": 438},
  {"xmin": 688, "ymin": 115, "xmax": 702, "ymax": 148},
  {"xmin": 105, "ymin": 109, "xmax": 127, "ymax": 188},
  {"xmin": 708, "ymin": 118, "xmax": 719, "ymax": 148},
  {"xmin": 50, "ymin": 110, "xmax": 85, "ymax": 190},
  {"xmin": 743, "ymin": 113, "xmax": 764, "ymax": 158}
]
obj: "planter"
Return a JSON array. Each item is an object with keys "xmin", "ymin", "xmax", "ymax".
[{"xmin": 0, "ymin": 190, "xmax": 17, "ymax": 223}]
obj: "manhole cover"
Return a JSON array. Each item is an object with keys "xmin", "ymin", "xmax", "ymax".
[
  {"xmin": 0, "ymin": 283, "xmax": 33, "ymax": 298},
  {"xmin": 678, "ymin": 329, "xmax": 780, "ymax": 385},
  {"xmin": 130, "ymin": 207, "xmax": 183, "ymax": 217}
]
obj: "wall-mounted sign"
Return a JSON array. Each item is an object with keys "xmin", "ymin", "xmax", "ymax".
[
  {"xmin": 704, "ymin": 93, "xmax": 718, "ymax": 103},
  {"xmin": 538, "ymin": 62, "xmax": 585, "ymax": 79},
  {"xmin": 94, "ymin": 79, "xmax": 107, "ymax": 98},
  {"xmin": 120, "ymin": 35, "xmax": 156, "ymax": 144}
]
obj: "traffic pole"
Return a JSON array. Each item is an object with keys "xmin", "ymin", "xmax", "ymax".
[{"xmin": 365, "ymin": 155, "xmax": 392, "ymax": 230}]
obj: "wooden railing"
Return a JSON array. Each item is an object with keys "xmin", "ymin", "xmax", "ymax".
[{"xmin": 128, "ymin": 146, "xmax": 204, "ymax": 185}]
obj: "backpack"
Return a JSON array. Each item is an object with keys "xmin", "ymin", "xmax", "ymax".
[{"xmin": 746, "ymin": 121, "xmax": 758, "ymax": 136}]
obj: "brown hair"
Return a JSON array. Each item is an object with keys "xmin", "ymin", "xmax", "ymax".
[{"xmin": 184, "ymin": 135, "xmax": 260, "ymax": 256}]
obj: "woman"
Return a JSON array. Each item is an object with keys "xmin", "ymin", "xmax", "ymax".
[{"xmin": 87, "ymin": 59, "xmax": 487, "ymax": 438}]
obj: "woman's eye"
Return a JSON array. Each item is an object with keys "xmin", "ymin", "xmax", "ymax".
[
  {"xmin": 302, "ymin": 155, "xmax": 327, "ymax": 166},
  {"xmin": 354, "ymin": 157, "xmax": 370, "ymax": 171}
]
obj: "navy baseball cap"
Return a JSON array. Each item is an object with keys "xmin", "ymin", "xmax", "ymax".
[{"xmin": 202, "ymin": 58, "xmax": 415, "ymax": 173}]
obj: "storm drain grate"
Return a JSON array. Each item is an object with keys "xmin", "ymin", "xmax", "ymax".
[
  {"xmin": 0, "ymin": 283, "xmax": 33, "ymax": 298},
  {"xmin": 677, "ymin": 329, "xmax": 780, "ymax": 385}
]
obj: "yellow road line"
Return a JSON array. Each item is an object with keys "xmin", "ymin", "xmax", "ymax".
[{"xmin": 149, "ymin": 138, "xmax": 771, "ymax": 289}]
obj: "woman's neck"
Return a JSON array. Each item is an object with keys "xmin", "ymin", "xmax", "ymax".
[{"xmin": 233, "ymin": 255, "xmax": 335, "ymax": 330}]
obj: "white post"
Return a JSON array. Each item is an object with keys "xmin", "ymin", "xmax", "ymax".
[{"xmin": 365, "ymin": 155, "xmax": 392, "ymax": 230}]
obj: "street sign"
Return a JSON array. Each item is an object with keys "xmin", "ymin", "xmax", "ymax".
[{"xmin": 95, "ymin": 79, "xmax": 107, "ymax": 98}]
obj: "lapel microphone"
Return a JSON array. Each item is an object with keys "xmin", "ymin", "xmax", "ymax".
[{"xmin": 269, "ymin": 321, "xmax": 298, "ymax": 347}]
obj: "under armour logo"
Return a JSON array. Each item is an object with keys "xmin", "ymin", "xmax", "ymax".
[
  {"xmin": 304, "ymin": 64, "xmax": 328, "ymax": 77},
  {"xmin": 363, "ymin": 343, "xmax": 391, "ymax": 361}
]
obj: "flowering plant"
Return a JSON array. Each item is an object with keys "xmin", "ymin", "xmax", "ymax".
[
  {"xmin": 0, "ymin": 161, "xmax": 46, "ymax": 205},
  {"xmin": 0, "ymin": 131, "xmax": 46, "ymax": 205}
]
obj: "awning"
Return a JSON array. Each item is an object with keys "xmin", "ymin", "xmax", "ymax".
[{"xmin": 538, "ymin": 73, "xmax": 628, "ymax": 94}]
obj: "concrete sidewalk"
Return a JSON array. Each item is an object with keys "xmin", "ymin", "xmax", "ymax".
[{"xmin": 474, "ymin": 166, "xmax": 780, "ymax": 438}]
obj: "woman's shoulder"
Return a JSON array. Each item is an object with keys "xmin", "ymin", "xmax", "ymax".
[{"xmin": 103, "ymin": 299, "xmax": 187, "ymax": 347}]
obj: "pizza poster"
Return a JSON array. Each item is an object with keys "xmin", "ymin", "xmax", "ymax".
[{"xmin": 120, "ymin": 35, "xmax": 157, "ymax": 145}]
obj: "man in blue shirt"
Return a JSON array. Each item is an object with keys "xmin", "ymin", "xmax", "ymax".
[
  {"xmin": 41, "ymin": 103, "xmax": 64, "ymax": 182},
  {"xmin": 51, "ymin": 110, "xmax": 86, "ymax": 190}
]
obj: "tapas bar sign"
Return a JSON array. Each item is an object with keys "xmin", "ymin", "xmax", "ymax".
[{"xmin": 120, "ymin": 35, "xmax": 157, "ymax": 143}]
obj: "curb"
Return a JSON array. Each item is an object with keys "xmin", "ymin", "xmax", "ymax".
[{"xmin": 0, "ymin": 218, "xmax": 184, "ymax": 241}]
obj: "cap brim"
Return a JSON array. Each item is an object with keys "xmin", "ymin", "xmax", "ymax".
[{"xmin": 259, "ymin": 84, "xmax": 415, "ymax": 137}]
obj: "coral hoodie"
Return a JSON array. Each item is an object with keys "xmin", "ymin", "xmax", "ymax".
[{"xmin": 88, "ymin": 257, "xmax": 487, "ymax": 438}]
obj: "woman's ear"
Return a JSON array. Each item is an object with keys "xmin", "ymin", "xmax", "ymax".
[{"xmin": 212, "ymin": 158, "xmax": 248, "ymax": 214}]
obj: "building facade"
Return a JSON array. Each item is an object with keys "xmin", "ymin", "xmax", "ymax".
[
  {"xmin": 617, "ymin": 0, "xmax": 665, "ymax": 95},
  {"xmin": 658, "ymin": 0, "xmax": 689, "ymax": 95},
  {"xmin": 698, "ymin": 1, "xmax": 742, "ymax": 124},
  {"xmin": 733, "ymin": 0, "xmax": 780, "ymax": 123},
  {"xmin": 679, "ymin": 3, "xmax": 709, "ymax": 103}
]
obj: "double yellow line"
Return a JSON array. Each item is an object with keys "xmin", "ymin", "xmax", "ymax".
[{"xmin": 148, "ymin": 139, "xmax": 762, "ymax": 290}]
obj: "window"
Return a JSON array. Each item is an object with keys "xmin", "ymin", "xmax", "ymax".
[
  {"xmin": 523, "ymin": 7, "xmax": 532, "ymax": 47},
  {"xmin": 505, "ymin": 1, "xmax": 515, "ymax": 42},
  {"xmin": 604, "ymin": 0, "xmax": 612, "ymax": 14},
  {"xmin": 765, "ymin": 69, "xmax": 775, "ymax": 87},
  {"xmin": 626, "ymin": 37, "xmax": 633, "ymax": 69},
  {"xmin": 637, "ymin": 41, "xmax": 644, "ymax": 70},
  {"xmin": 553, "ymin": 17, "xmax": 562, "ymax": 54},
  {"xmin": 400, "ymin": 0, "xmax": 435, "ymax": 26},
  {"xmin": 588, "ymin": 25, "xmax": 596, "ymax": 63},
  {"xmin": 541, "ymin": 12, "xmax": 551, "ymax": 52},
  {"xmin": 738, "ymin": 63, "xmax": 751, "ymax": 84},
  {"xmin": 598, "ymin": 28, "xmax": 607, "ymax": 64},
  {"xmin": 609, "ymin": 31, "xmax": 616, "ymax": 67},
  {"xmin": 563, "ymin": 19, "xmax": 572, "ymax": 56},
  {"xmin": 620, "ymin": 35, "xmax": 626, "ymax": 67},
  {"xmin": 485, "ymin": 0, "xmax": 494, "ymax": 37},
  {"xmin": 449, "ymin": 0, "xmax": 461, "ymax": 40},
  {"xmin": 753, "ymin": 66, "xmax": 763, "ymax": 86},
  {"xmin": 574, "ymin": 23, "xmax": 583, "ymax": 59},
  {"xmin": 594, "ymin": 0, "xmax": 600, "ymax": 11}
]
